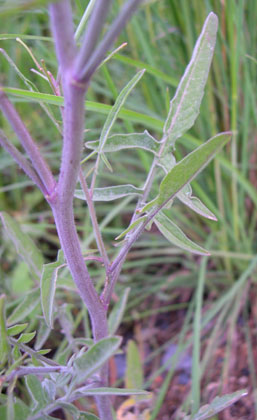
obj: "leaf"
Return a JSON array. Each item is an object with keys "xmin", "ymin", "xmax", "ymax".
[
  {"xmin": 3, "ymin": 87, "xmax": 163, "ymax": 132},
  {"xmin": 0, "ymin": 294, "xmax": 10, "ymax": 365},
  {"xmin": 17, "ymin": 331, "xmax": 36, "ymax": 343},
  {"xmin": 154, "ymin": 211, "xmax": 209, "ymax": 255},
  {"xmin": 159, "ymin": 155, "xmax": 217, "ymax": 220},
  {"xmin": 85, "ymin": 131, "xmax": 160, "ymax": 155},
  {"xmin": 98, "ymin": 70, "xmax": 145, "ymax": 155},
  {"xmin": 7, "ymin": 323, "xmax": 28, "ymax": 336},
  {"xmin": 115, "ymin": 216, "xmax": 147, "ymax": 240},
  {"xmin": 76, "ymin": 387, "xmax": 149, "ymax": 396},
  {"xmin": 74, "ymin": 336, "xmax": 122, "ymax": 383},
  {"xmin": 125, "ymin": 340, "xmax": 143, "ymax": 389},
  {"xmin": 40, "ymin": 250, "xmax": 65, "ymax": 328},
  {"xmin": 0, "ymin": 212, "xmax": 43, "ymax": 279},
  {"xmin": 25, "ymin": 374, "xmax": 48, "ymax": 410},
  {"xmin": 177, "ymin": 185, "xmax": 217, "ymax": 221},
  {"xmin": 108, "ymin": 288, "xmax": 130, "ymax": 335},
  {"xmin": 189, "ymin": 389, "xmax": 247, "ymax": 420},
  {"xmin": 58, "ymin": 402, "xmax": 80, "ymax": 420},
  {"xmin": 158, "ymin": 133, "xmax": 231, "ymax": 206},
  {"xmin": 75, "ymin": 185, "xmax": 143, "ymax": 202},
  {"xmin": 141, "ymin": 132, "xmax": 231, "ymax": 214},
  {"xmin": 7, "ymin": 288, "xmax": 40, "ymax": 325},
  {"xmin": 163, "ymin": 12, "xmax": 218, "ymax": 149}
]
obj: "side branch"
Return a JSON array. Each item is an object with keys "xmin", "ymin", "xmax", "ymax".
[
  {"xmin": 74, "ymin": 0, "xmax": 112, "ymax": 78},
  {"xmin": 75, "ymin": 0, "xmax": 143, "ymax": 83},
  {"xmin": 0, "ymin": 91, "xmax": 56, "ymax": 194},
  {"xmin": 0, "ymin": 130, "xmax": 47, "ymax": 194}
]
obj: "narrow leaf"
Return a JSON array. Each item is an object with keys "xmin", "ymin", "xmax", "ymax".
[
  {"xmin": 163, "ymin": 12, "xmax": 218, "ymax": 149},
  {"xmin": 76, "ymin": 387, "xmax": 149, "ymax": 396},
  {"xmin": 40, "ymin": 250, "xmax": 65, "ymax": 328},
  {"xmin": 0, "ymin": 212, "xmax": 43, "ymax": 279},
  {"xmin": 108, "ymin": 288, "xmax": 130, "ymax": 335},
  {"xmin": 154, "ymin": 212, "xmax": 209, "ymax": 255},
  {"xmin": 156, "ymin": 132, "xmax": 231, "ymax": 209},
  {"xmin": 125, "ymin": 340, "xmax": 143, "ymax": 389},
  {"xmin": 7, "ymin": 323, "xmax": 28, "ymax": 336},
  {"xmin": 74, "ymin": 337, "xmax": 121, "ymax": 383},
  {"xmin": 115, "ymin": 215, "xmax": 147, "ymax": 240},
  {"xmin": 75, "ymin": 185, "xmax": 143, "ymax": 202},
  {"xmin": 17, "ymin": 331, "xmax": 36, "ymax": 344},
  {"xmin": 190, "ymin": 389, "xmax": 247, "ymax": 420},
  {"xmin": 7, "ymin": 288, "xmax": 40, "ymax": 325},
  {"xmin": 178, "ymin": 187, "xmax": 217, "ymax": 221},
  {"xmin": 99, "ymin": 69, "xmax": 145, "ymax": 153},
  {"xmin": 85, "ymin": 131, "xmax": 160, "ymax": 154}
]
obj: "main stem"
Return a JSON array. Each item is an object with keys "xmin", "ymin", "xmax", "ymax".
[{"xmin": 48, "ymin": 75, "xmax": 112, "ymax": 419}]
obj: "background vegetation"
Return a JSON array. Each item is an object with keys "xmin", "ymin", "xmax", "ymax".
[{"xmin": 0, "ymin": 0, "xmax": 256, "ymax": 418}]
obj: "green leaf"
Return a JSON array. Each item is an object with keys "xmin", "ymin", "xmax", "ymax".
[
  {"xmin": 115, "ymin": 215, "xmax": 147, "ymax": 240},
  {"xmin": 189, "ymin": 389, "xmax": 247, "ymax": 420},
  {"xmin": 0, "ymin": 294, "xmax": 10, "ymax": 365},
  {"xmin": 154, "ymin": 211, "xmax": 209, "ymax": 256},
  {"xmin": 0, "ymin": 399, "xmax": 30, "ymax": 420},
  {"xmin": 178, "ymin": 186, "xmax": 217, "ymax": 221},
  {"xmin": 58, "ymin": 402, "xmax": 80, "ymax": 420},
  {"xmin": 7, "ymin": 288, "xmax": 40, "ymax": 325},
  {"xmin": 0, "ymin": 212, "xmax": 43, "ymax": 279},
  {"xmin": 40, "ymin": 250, "xmax": 65, "ymax": 328},
  {"xmin": 163, "ymin": 12, "xmax": 218, "ymax": 149},
  {"xmin": 7, "ymin": 323, "xmax": 28, "ymax": 336},
  {"xmin": 85, "ymin": 131, "xmax": 160, "ymax": 155},
  {"xmin": 98, "ymin": 70, "xmax": 145, "ymax": 155},
  {"xmin": 125, "ymin": 340, "xmax": 143, "ymax": 389},
  {"xmin": 25, "ymin": 374, "xmax": 48, "ymax": 410},
  {"xmin": 3, "ymin": 87, "xmax": 163, "ymax": 132},
  {"xmin": 74, "ymin": 336, "xmax": 121, "ymax": 383},
  {"xmin": 76, "ymin": 387, "xmax": 149, "ymax": 396},
  {"xmin": 17, "ymin": 331, "xmax": 36, "ymax": 343},
  {"xmin": 108, "ymin": 288, "xmax": 130, "ymax": 335},
  {"xmin": 75, "ymin": 185, "xmax": 143, "ymax": 202},
  {"xmin": 145, "ymin": 132, "xmax": 231, "ymax": 212}
]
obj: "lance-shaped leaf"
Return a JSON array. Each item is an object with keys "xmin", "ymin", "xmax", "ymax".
[
  {"xmin": 115, "ymin": 215, "xmax": 147, "ymax": 241},
  {"xmin": 0, "ymin": 212, "xmax": 43, "ymax": 279},
  {"xmin": 141, "ymin": 132, "xmax": 231, "ymax": 213},
  {"xmin": 158, "ymin": 155, "xmax": 216, "ymax": 220},
  {"xmin": 163, "ymin": 12, "xmax": 218, "ymax": 149},
  {"xmin": 98, "ymin": 70, "xmax": 145, "ymax": 157},
  {"xmin": 85, "ymin": 131, "xmax": 160, "ymax": 155},
  {"xmin": 154, "ymin": 211, "xmax": 209, "ymax": 255},
  {"xmin": 187, "ymin": 389, "xmax": 247, "ymax": 420},
  {"xmin": 75, "ymin": 184, "xmax": 143, "ymax": 202},
  {"xmin": 177, "ymin": 185, "xmax": 217, "ymax": 221},
  {"xmin": 75, "ymin": 387, "xmax": 149, "ymax": 396},
  {"xmin": 40, "ymin": 250, "xmax": 65, "ymax": 328},
  {"xmin": 74, "ymin": 336, "xmax": 121, "ymax": 384}
]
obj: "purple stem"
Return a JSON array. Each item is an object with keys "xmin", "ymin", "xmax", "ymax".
[
  {"xmin": 0, "ymin": 129, "xmax": 47, "ymax": 194},
  {"xmin": 74, "ymin": 0, "xmax": 112, "ymax": 78},
  {"xmin": 0, "ymin": 90, "xmax": 56, "ymax": 194},
  {"xmin": 76, "ymin": 0, "xmax": 143, "ymax": 83}
]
